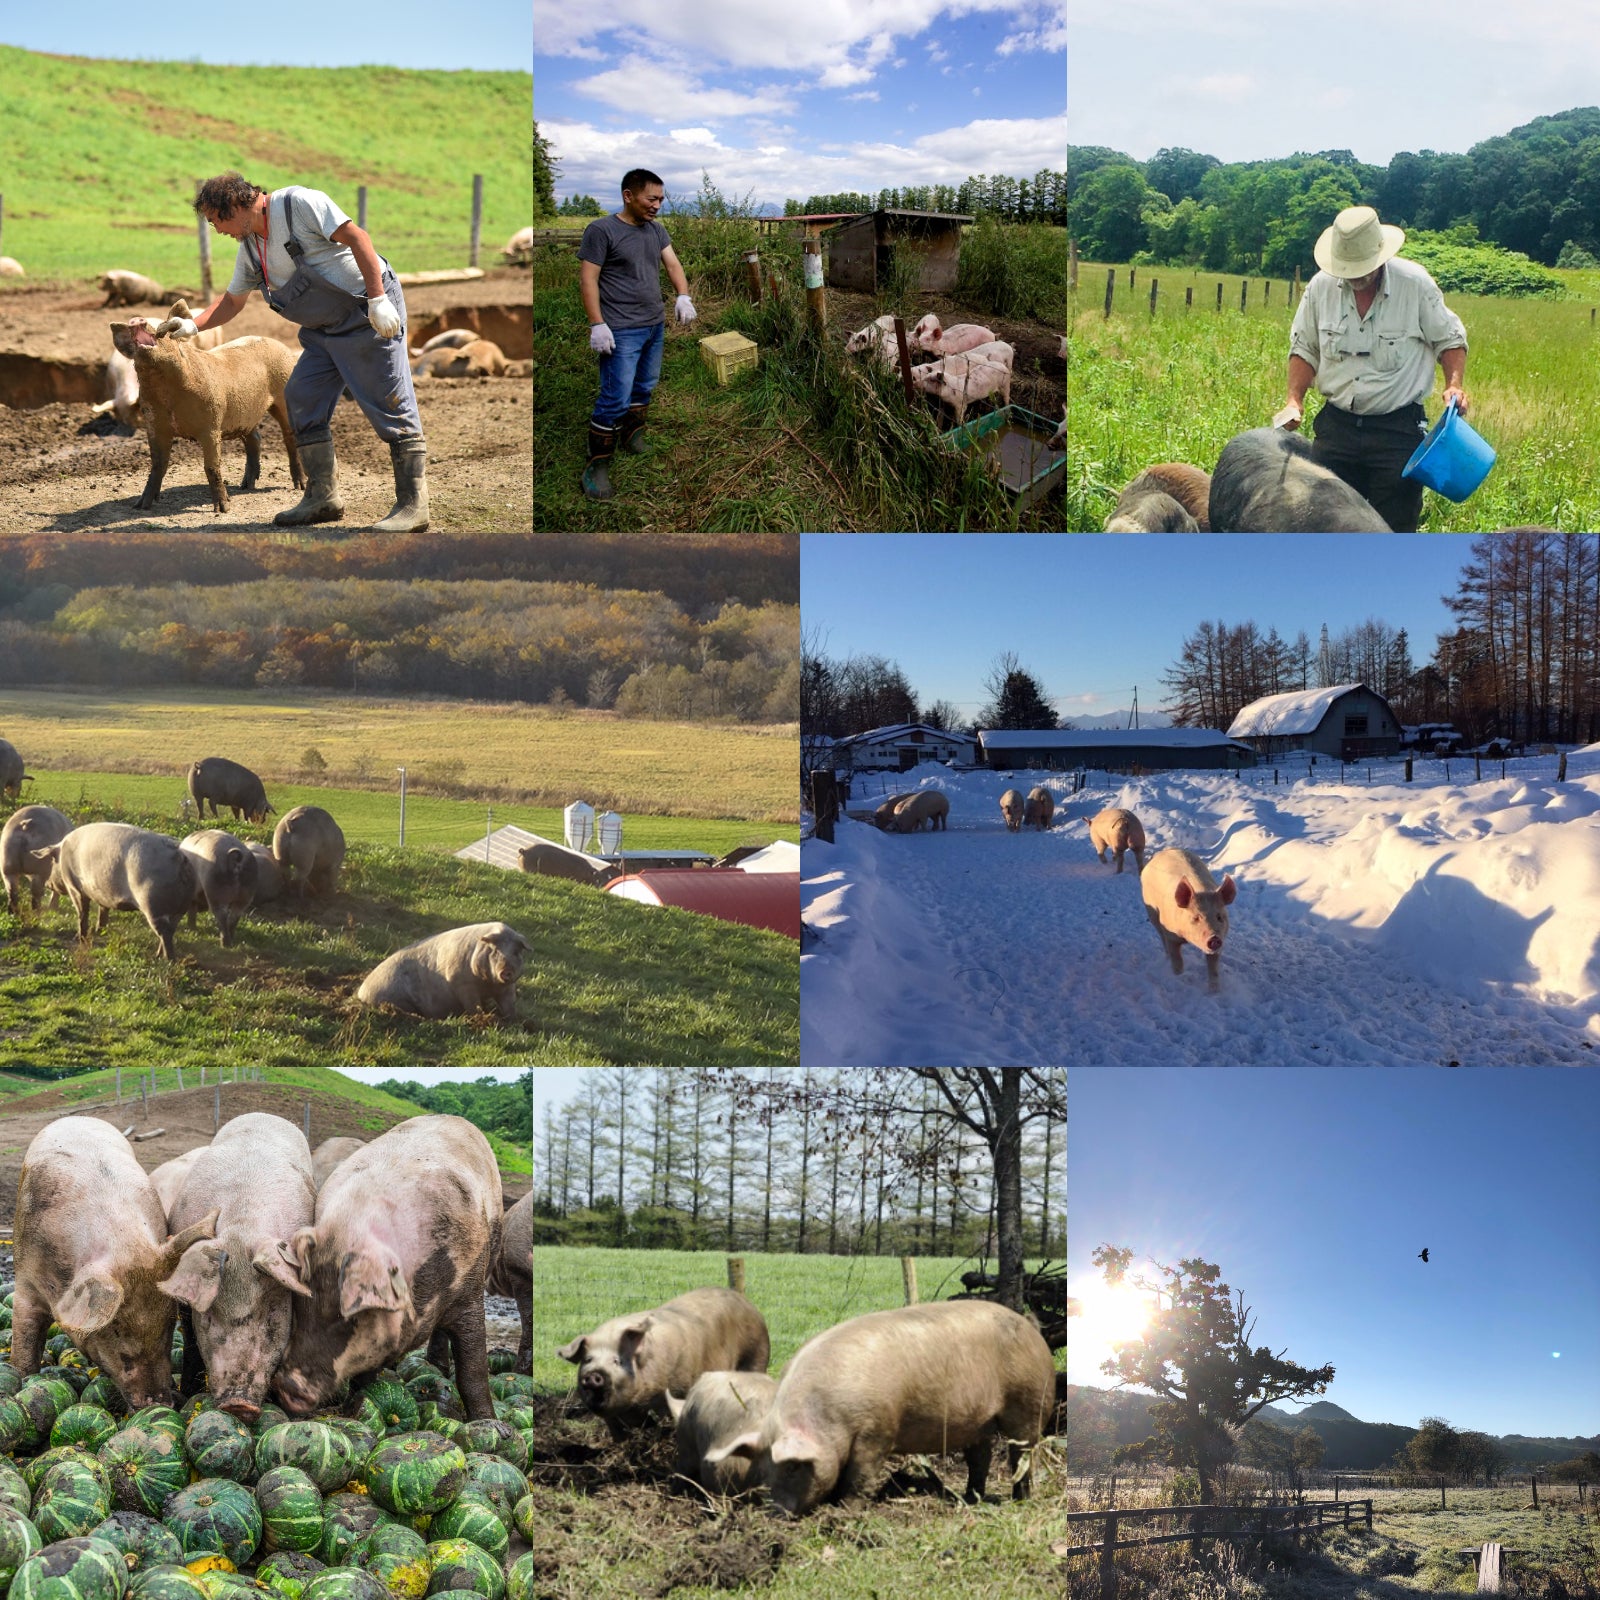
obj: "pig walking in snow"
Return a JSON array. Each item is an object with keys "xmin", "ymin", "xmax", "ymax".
[
  {"xmin": 1141, "ymin": 846, "xmax": 1237, "ymax": 990},
  {"xmin": 159, "ymin": 1112, "xmax": 316, "ymax": 1421},
  {"xmin": 999, "ymin": 789, "xmax": 1025, "ymax": 831},
  {"xmin": 667, "ymin": 1370, "xmax": 780, "ymax": 1496},
  {"xmin": 13, "ymin": 1118, "xmax": 219, "ymax": 1410},
  {"xmin": 558, "ymin": 1286, "xmax": 771, "ymax": 1441},
  {"xmin": 1024, "ymin": 786, "xmax": 1054, "ymax": 830},
  {"xmin": 891, "ymin": 790, "xmax": 949, "ymax": 832},
  {"xmin": 272, "ymin": 1113, "xmax": 504, "ymax": 1420},
  {"xmin": 872, "ymin": 792, "xmax": 916, "ymax": 830},
  {"xmin": 704, "ymin": 1300, "xmax": 1056, "ymax": 1515},
  {"xmin": 1089, "ymin": 808, "xmax": 1147, "ymax": 874}
]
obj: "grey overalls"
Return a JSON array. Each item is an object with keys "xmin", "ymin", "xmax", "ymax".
[{"xmin": 264, "ymin": 191, "xmax": 423, "ymax": 447}]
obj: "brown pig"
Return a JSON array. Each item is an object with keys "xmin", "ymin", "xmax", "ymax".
[
  {"xmin": 558, "ymin": 1287, "xmax": 770, "ymax": 1441},
  {"xmin": 890, "ymin": 790, "xmax": 949, "ymax": 832},
  {"xmin": 999, "ymin": 789, "xmax": 1024, "ymax": 831},
  {"xmin": 158, "ymin": 1112, "xmax": 316, "ymax": 1421},
  {"xmin": 310, "ymin": 1136, "xmax": 365, "ymax": 1191},
  {"xmin": 705, "ymin": 1300, "xmax": 1055, "ymax": 1515},
  {"xmin": 489, "ymin": 1192, "xmax": 532, "ymax": 1376},
  {"xmin": 666, "ymin": 1370, "xmax": 780, "ymax": 1496},
  {"xmin": 1141, "ymin": 846, "xmax": 1237, "ymax": 990},
  {"xmin": 1024, "ymin": 786, "xmax": 1055, "ymax": 830},
  {"xmin": 871, "ymin": 792, "xmax": 916, "ymax": 830},
  {"xmin": 13, "ymin": 1117, "xmax": 219, "ymax": 1410},
  {"xmin": 1089, "ymin": 807, "xmax": 1147, "ymax": 874},
  {"xmin": 271, "ymin": 1114, "xmax": 503, "ymax": 1420}
]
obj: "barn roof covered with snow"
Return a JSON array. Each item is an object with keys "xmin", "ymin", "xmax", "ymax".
[
  {"xmin": 979, "ymin": 727, "xmax": 1241, "ymax": 749},
  {"xmin": 1228, "ymin": 684, "xmax": 1372, "ymax": 737}
]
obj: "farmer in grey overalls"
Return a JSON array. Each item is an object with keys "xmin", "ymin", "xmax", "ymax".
[{"xmin": 186, "ymin": 171, "xmax": 428, "ymax": 532}]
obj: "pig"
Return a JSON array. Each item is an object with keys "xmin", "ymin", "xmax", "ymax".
[
  {"xmin": 272, "ymin": 1114, "xmax": 504, "ymax": 1421},
  {"xmin": 1105, "ymin": 464, "xmax": 1213, "ymax": 532},
  {"xmin": 247, "ymin": 842, "xmax": 284, "ymax": 903},
  {"xmin": 844, "ymin": 314, "xmax": 898, "ymax": 354},
  {"xmin": 13, "ymin": 1117, "xmax": 219, "ymax": 1410},
  {"xmin": 666, "ymin": 1371, "xmax": 780, "ymax": 1496},
  {"xmin": 908, "ymin": 354, "xmax": 1012, "ymax": 426},
  {"xmin": 0, "ymin": 737, "xmax": 31, "ymax": 800},
  {"xmin": 704, "ymin": 1301, "xmax": 1056, "ymax": 1516},
  {"xmin": 149, "ymin": 1146, "xmax": 207, "ymax": 1223},
  {"xmin": 2, "ymin": 805, "xmax": 72, "ymax": 913},
  {"xmin": 1208, "ymin": 428, "xmax": 1390, "ymax": 532},
  {"xmin": 558, "ymin": 1287, "xmax": 771, "ymax": 1442},
  {"xmin": 0, "ymin": 258, "xmax": 23, "ymax": 278},
  {"xmin": 999, "ymin": 789, "xmax": 1025, "ymax": 832},
  {"xmin": 518, "ymin": 840, "xmax": 620, "ymax": 885},
  {"xmin": 180, "ymin": 829, "xmax": 258, "ymax": 947},
  {"xmin": 1024, "ymin": 786, "xmax": 1054, "ymax": 830},
  {"xmin": 1089, "ymin": 808, "xmax": 1147, "ymax": 874},
  {"xmin": 39, "ymin": 822, "xmax": 197, "ymax": 961},
  {"xmin": 488, "ymin": 1193, "xmax": 532, "ymax": 1376},
  {"xmin": 159, "ymin": 1113, "xmax": 316, "ymax": 1421},
  {"xmin": 891, "ymin": 790, "xmax": 949, "ymax": 832},
  {"xmin": 272, "ymin": 805, "xmax": 345, "ymax": 902},
  {"xmin": 310, "ymin": 1137, "xmax": 365, "ymax": 1191},
  {"xmin": 356, "ymin": 921, "xmax": 531, "ymax": 1022},
  {"xmin": 871, "ymin": 792, "xmax": 916, "ymax": 831},
  {"xmin": 910, "ymin": 316, "xmax": 998, "ymax": 356},
  {"xmin": 99, "ymin": 270, "xmax": 166, "ymax": 308},
  {"xmin": 187, "ymin": 757, "xmax": 273, "ymax": 825},
  {"xmin": 1141, "ymin": 846, "xmax": 1237, "ymax": 990},
  {"xmin": 940, "ymin": 338, "xmax": 1015, "ymax": 374}
]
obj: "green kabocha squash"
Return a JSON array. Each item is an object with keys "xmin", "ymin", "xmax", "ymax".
[
  {"xmin": 182, "ymin": 1414, "xmax": 254, "ymax": 1485},
  {"xmin": 33, "ymin": 1455, "xmax": 114, "ymax": 1540},
  {"xmin": 191, "ymin": 1574, "xmax": 258, "ymax": 1599},
  {"xmin": 252, "ymin": 1551, "xmax": 326, "ymax": 1599},
  {"xmin": 100, "ymin": 1425, "xmax": 190, "ymax": 1517},
  {"xmin": 460, "ymin": 1455, "xmax": 526, "ymax": 1519},
  {"xmin": 315, "ymin": 1493, "xmax": 387, "ymax": 1568},
  {"xmin": 300, "ymin": 1572, "xmax": 390, "ymax": 1600},
  {"xmin": 8, "ymin": 1534, "xmax": 129, "ymax": 1600},
  {"xmin": 361, "ymin": 1435, "xmax": 466, "ymax": 1518},
  {"xmin": 253, "ymin": 1424, "xmax": 354, "ymax": 1496},
  {"xmin": 24, "ymin": 1446, "xmax": 108, "ymax": 1496},
  {"xmin": 125, "ymin": 1564, "xmax": 207, "ymax": 1599},
  {"xmin": 77, "ymin": 1381, "xmax": 126, "ymax": 1419},
  {"xmin": 391, "ymin": 1356, "xmax": 437, "ymax": 1386},
  {"xmin": 505, "ymin": 1552, "xmax": 535, "ymax": 1600},
  {"xmin": 161, "ymin": 1478, "xmax": 262, "ymax": 1567},
  {"xmin": 320, "ymin": 1418, "xmax": 378, "ymax": 1472},
  {"xmin": 425, "ymin": 1494, "xmax": 506, "ymax": 1562},
  {"xmin": 360, "ymin": 1384, "xmax": 417, "ymax": 1438},
  {"xmin": 87, "ymin": 1510, "xmax": 184, "ymax": 1573},
  {"xmin": 251, "ymin": 1405, "xmax": 291, "ymax": 1438},
  {"xmin": 124, "ymin": 1409, "xmax": 183, "ymax": 1440},
  {"xmin": 254, "ymin": 1467, "xmax": 324, "ymax": 1555},
  {"xmin": 422, "ymin": 1539, "xmax": 502, "ymax": 1599},
  {"xmin": 38, "ymin": 1368, "xmax": 90, "ymax": 1397},
  {"xmin": 0, "ymin": 1503, "xmax": 43, "ymax": 1589},
  {"xmin": 0, "ymin": 1460, "xmax": 33, "ymax": 1517},
  {"xmin": 52, "ymin": 1406, "xmax": 119, "ymax": 1454},
  {"xmin": 351, "ymin": 1524, "xmax": 430, "ymax": 1598}
]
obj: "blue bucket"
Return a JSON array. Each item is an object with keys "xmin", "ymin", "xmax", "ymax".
[{"xmin": 1402, "ymin": 399, "xmax": 1495, "ymax": 502}]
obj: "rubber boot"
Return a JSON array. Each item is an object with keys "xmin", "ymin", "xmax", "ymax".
[
  {"xmin": 617, "ymin": 402, "xmax": 653, "ymax": 456},
  {"xmin": 272, "ymin": 437, "xmax": 344, "ymax": 526},
  {"xmin": 582, "ymin": 421, "xmax": 616, "ymax": 501},
  {"xmin": 372, "ymin": 440, "xmax": 430, "ymax": 533}
]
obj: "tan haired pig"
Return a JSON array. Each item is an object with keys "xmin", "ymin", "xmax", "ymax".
[
  {"xmin": 891, "ymin": 791, "xmax": 949, "ymax": 832},
  {"xmin": 999, "ymin": 789, "xmax": 1024, "ymax": 831},
  {"xmin": 1024, "ymin": 786, "xmax": 1054, "ymax": 830},
  {"xmin": 872, "ymin": 792, "xmax": 916, "ymax": 830},
  {"xmin": 1141, "ymin": 846, "xmax": 1236, "ymax": 990},
  {"xmin": 1089, "ymin": 807, "xmax": 1146, "ymax": 873}
]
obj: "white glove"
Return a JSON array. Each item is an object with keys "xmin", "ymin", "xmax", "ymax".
[
  {"xmin": 367, "ymin": 294, "xmax": 401, "ymax": 338},
  {"xmin": 164, "ymin": 317, "xmax": 200, "ymax": 340},
  {"xmin": 590, "ymin": 322, "xmax": 616, "ymax": 354},
  {"xmin": 675, "ymin": 294, "xmax": 697, "ymax": 324}
]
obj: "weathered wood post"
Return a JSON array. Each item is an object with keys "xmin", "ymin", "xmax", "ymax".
[
  {"xmin": 1264, "ymin": 279, "xmax": 1271, "ymax": 305},
  {"xmin": 810, "ymin": 770, "xmax": 838, "ymax": 843},
  {"xmin": 197, "ymin": 202, "xmax": 213, "ymax": 303},
  {"xmin": 1099, "ymin": 1512, "xmax": 1119, "ymax": 1600},
  {"xmin": 1148, "ymin": 279, "xmax": 1157, "ymax": 316},
  {"xmin": 357, "ymin": 185, "xmax": 368, "ymax": 232},
  {"xmin": 803, "ymin": 239, "xmax": 826, "ymax": 331},
  {"xmin": 214, "ymin": 1084, "xmax": 221, "ymax": 1133},
  {"xmin": 1240, "ymin": 280, "xmax": 1248, "ymax": 311},
  {"xmin": 726, "ymin": 1256, "xmax": 745, "ymax": 1294},
  {"xmin": 1216, "ymin": 282, "xmax": 1223, "ymax": 311},
  {"xmin": 1558, "ymin": 750, "xmax": 1567, "ymax": 780},
  {"xmin": 1475, "ymin": 754, "xmax": 1482, "ymax": 781},
  {"xmin": 1068, "ymin": 236, "xmax": 1078, "ymax": 288},
  {"xmin": 469, "ymin": 173, "xmax": 483, "ymax": 268},
  {"xmin": 1128, "ymin": 266, "xmax": 1135, "ymax": 289},
  {"xmin": 901, "ymin": 1256, "xmax": 918, "ymax": 1305},
  {"xmin": 893, "ymin": 317, "xmax": 915, "ymax": 406},
  {"xmin": 1405, "ymin": 756, "xmax": 1413, "ymax": 782},
  {"xmin": 744, "ymin": 250, "xmax": 761, "ymax": 303},
  {"xmin": 1104, "ymin": 268, "xmax": 1115, "ymax": 318},
  {"xmin": 1185, "ymin": 285, "xmax": 1193, "ymax": 311},
  {"xmin": 1530, "ymin": 1474, "xmax": 1538, "ymax": 1509}
]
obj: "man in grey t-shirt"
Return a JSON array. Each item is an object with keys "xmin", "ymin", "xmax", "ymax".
[{"xmin": 576, "ymin": 169, "xmax": 697, "ymax": 501}]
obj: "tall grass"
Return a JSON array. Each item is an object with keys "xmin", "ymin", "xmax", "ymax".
[
  {"xmin": 1067, "ymin": 260, "xmax": 1600, "ymax": 531},
  {"xmin": 958, "ymin": 219, "xmax": 1070, "ymax": 323}
]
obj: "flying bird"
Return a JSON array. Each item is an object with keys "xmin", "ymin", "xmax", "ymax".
[{"xmin": 1418, "ymin": 1248, "xmax": 1429, "ymax": 1264}]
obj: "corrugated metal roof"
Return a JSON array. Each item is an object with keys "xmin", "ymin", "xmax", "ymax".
[
  {"xmin": 454, "ymin": 824, "xmax": 543, "ymax": 871},
  {"xmin": 1228, "ymin": 684, "xmax": 1371, "ymax": 738},
  {"xmin": 979, "ymin": 727, "xmax": 1245, "ymax": 749}
]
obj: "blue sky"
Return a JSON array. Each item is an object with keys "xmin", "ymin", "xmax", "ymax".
[
  {"xmin": 1071, "ymin": 0, "xmax": 1600, "ymax": 164},
  {"xmin": 801, "ymin": 534, "xmax": 1479, "ymax": 722},
  {"xmin": 2, "ymin": 2, "xmax": 530, "ymax": 70},
  {"xmin": 1068, "ymin": 1068, "xmax": 1600, "ymax": 1439},
  {"xmin": 533, "ymin": 0, "xmax": 1065, "ymax": 212}
]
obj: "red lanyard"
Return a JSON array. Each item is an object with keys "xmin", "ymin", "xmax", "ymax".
[{"xmin": 255, "ymin": 198, "xmax": 272, "ymax": 291}]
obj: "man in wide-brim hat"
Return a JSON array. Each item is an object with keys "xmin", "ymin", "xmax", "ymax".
[{"xmin": 1279, "ymin": 205, "xmax": 1469, "ymax": 531}]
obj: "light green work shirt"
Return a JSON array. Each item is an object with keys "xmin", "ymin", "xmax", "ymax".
[{"xmin": 1289, "ymin": 256, "xmax": 1467, "ymax": 415}]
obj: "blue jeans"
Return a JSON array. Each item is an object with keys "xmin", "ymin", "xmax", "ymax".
[{"xmin": 592, "ymin": 321, "xmax": 664, "ymax": 429}]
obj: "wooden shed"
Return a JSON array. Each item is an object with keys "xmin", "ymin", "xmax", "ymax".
[{"xmin": 822, "ymin": 209, "xmax": 975, "ymax": 293}]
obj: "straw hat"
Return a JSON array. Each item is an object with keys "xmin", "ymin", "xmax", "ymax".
[{"xmin": 1314, "ymin": 206, "xmax": 1404, "ymax": 278}]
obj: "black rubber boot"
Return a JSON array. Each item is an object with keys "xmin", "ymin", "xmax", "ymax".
[
  {"xmin": 272, "ymin": 437, "xmax": 344, "ymax": 526},
  {"xmin": 582, "ymin": 422, "xmax": 616, "ymax": 500},
  {"xmin": 372, "ymin": 440, "xmax": 430, "ymax": 533},
  {"xmin": 617, "ymin": 403, "xmax": 653, "ymax": 456}
]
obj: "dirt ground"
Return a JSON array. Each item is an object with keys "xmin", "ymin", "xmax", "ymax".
[{"xmin": 0, "ymin": 272, "xmax": 532, "ymax": 534}]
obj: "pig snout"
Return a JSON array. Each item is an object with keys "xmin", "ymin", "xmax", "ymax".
[
  {"xmin": 580, "ymin": 1367, "xmax": 610, "ymax": 1406},
  {"xmin": 273, "ymin": 1373, "xmax": 319, "ymax": 1415},
  {"xmin": 218, "ymin": 1398, "xmax": 261, "ymax": 1422}
]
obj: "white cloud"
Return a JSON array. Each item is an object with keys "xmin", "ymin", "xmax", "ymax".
[
  {"xmin": 819, "ymin": 59, "xmax": 877, "ymax": 88},
  {"xmin": 670, "ymin": 127, "xmax": 727, "ymax": 147},
  {"xmin": 844, "ymin": 90, "xmax": 882, "ymax": 102},
  {"xmin": 996, "ymin": 2, "xmax": 1067, "ymax": 56},
  {"xmin": 927, "ymin": 41, "xmax": 949, "ymax": 62},
  {"xmin": 572, "ymin": 61, "xmax": 789, "ymax": 119},
  {"xmin": 1195, "ymin": 73, "xmax": 1255, "ymax": 99}
]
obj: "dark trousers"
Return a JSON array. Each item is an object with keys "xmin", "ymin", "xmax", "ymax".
[{"xmin": 1311, "ymin": 401, "xmax": 1428, "ymax": 532}]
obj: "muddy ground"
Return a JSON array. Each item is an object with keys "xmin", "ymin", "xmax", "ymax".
[{"xmin": 0, "ymin": 273, "xmax": 532, "ymax": 534}]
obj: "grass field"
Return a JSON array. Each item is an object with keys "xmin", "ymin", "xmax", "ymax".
[
  {"xmin": 534, "ymin": 1245, "xmax": 1067, "ymax": 1599},
  {"xmin": 1067, "ymin": 260, "xmax": 1600, "ymax": 531},
  {"xmin": 0, "ymin": 45, "xmax": 530, "ymax": 282},
  {"xmin": 0, "ymin": 686, "xmax": 800, "ymax": 830}
]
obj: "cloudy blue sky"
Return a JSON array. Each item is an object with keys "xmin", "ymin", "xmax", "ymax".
[
  {"xmin": 1071, "ymin": 0, "xmax": 1600, "ymax": 164},
  {"xmin": 534, "ymin": 0, "xmax": 1065, "ymax": 212}
]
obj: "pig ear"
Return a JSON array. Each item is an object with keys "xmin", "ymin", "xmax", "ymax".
[
  {"xmin": 57, "ymin": 1272, "xmax": 123, "ymax": 1336},
  {"xmin": 769, "ymin": 1428, "xmax": 822, "ymax": 1467},
  {"xmin": 158, "ymin": 1240, "xmax": 227, "ymax": 1314},
  {"xmin": 1173, "ymin": 879, "xmax": 1195, "ymax": 909},
  {"xmin": 338, "ymin": 1250, "xmax": 414, "ymax": 1320},
  {"xmin": 557, "ymin": 1336, "xmax": 587, "ymax": 1365},
  {"xmin": 160, "ymin": 1208, "xmax": 221, "ymax": 1274},
  {"xmin": 1219, "ymin": 874, "xmax": 1237, "ymax": 905},
  {"xmin": 664, "ymin": 1391, "xmax": 685, "ymax": 1421},
  {"xmin": 703, "ymin": 1429, "xmax": 762, "ymax": 1467},
  {"xmin": 616, "ymin": 1317, "xmax": 654, "ymax": 1365},
  {"xmin": 278, "ymin": 1228, "xmax": 316, "ymax": 1289},
  {"xmin": 253, "ymin": 1246, "xmax": 311, "ymax": 1297}
]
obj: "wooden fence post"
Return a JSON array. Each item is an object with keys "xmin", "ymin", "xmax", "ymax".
[
  {"xmin": 901, "ymin": 1256, "xmax": 918, "ymax": 1305},
  {"xmin": 1104, "ymin": 268, "xmax": 1115, "ymax": 318},
  {"xmin": 727, "ymin": 1256, "xmax": 746, "ymax": 1294},
  {"xmin": 1185, "ymin": 285, "xmax": 1192, "ymax": 311},
  {"xmin": 1069, "ymin": 236, "xmax": 1078, "ymax": 288},
  {"xmin": 1099, "ymin": 1512, "xmax": 1118, "ymax": 1600},
  {"xmin": 1240, "ymin": 280, "xmax": 1248, "ymax": 311},
  {"xmin": 1148, "ymin": 279, "xmax": 1157, "ymax": 315},
  {"xmin": 1558, "ymin": 751, "xmax": 1567, "ymax": 780},
  {"xmin": 810, "ymin": 770, "xmax": 838, "ymax": 843},
  {"xmin": 1264, "ymin": 279, "xmax": 1271, "ymax": 306},
  {"xmin": 1215, "ymin": 282, "xmax": 1223, "ymax": 311},
  {"xmin": 469, "ymin": 173, "xmax": 483, "ymax": 268},
  {"xmin": 803, "ymin": 239, "xmax": 826, "ymax": 330},
  {"xmin": 1530, "ymin": 1474, "xmax": 1538, "ymax": 1509},
  {"xmin": 744, "ymin": 251, "xmax": 761, "ymax": 303},
  {"xmin": 1128, "ymin": 267, "xmax": 1135, "ymax": 289}
]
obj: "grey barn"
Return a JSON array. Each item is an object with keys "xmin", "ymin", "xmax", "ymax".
[
  {"xmin": 978, "ymin": 728, "xmax": 1255, "ymax": 772},
  {"xmin": 1228, "ymin": 683, "xmax": 1401, "ymax": 761}
]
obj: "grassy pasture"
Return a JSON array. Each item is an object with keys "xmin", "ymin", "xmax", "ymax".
[
  {"xmin": 534, "ymin": 1246, "xmax": 1066, "ymax": 1599},
  {"xmin": 1067, "ymin": 261, "xmax": 1600, "ymax": 531}
]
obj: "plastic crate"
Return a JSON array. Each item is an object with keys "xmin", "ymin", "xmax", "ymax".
[
  {"xmin": 940, "ymin": 405, "xmax": 1065, "ymax": 510},
  {"xmin": 699, "ymin": 331, "xmax": 759, "ymax": 385}
]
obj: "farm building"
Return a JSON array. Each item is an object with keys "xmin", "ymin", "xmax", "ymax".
[
  {"xmin": 608, "ymin": 869, "xmax": 801, "ymax": 938},
  {"xmin": 822, "ymin": 210, "xmax": 975, "ymax": 293},
  {"xmin": 756, "ymin": 212, "xmax": 858, "ymax": 240},
  {"xmin": 1402, "ymin": 722, "xmax": 1464, "ymax": 753},
  {"xmin": 978, "ymin": 727, "xmax": 1255, "ymax": 772},
  {"xmin": 833, "ymin": 722, "xmax": 978, "ymax": 772},
  {"xmin": 1228, "ymin": 683, "xmax": 1402, "ymax": 761},
  {"xmin": 455, "ymin": 826, "xmax": 713, "ymax": 873}
]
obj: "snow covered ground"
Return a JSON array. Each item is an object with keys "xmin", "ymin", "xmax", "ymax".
[{"xmin": 801, "ymin": 755, "xmax": 1600, "ymax": 1067}]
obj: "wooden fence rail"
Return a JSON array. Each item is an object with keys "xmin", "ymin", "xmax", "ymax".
[{"xmin": 1065, "ymin": 1500, "xmax": 1373, "ymax": 1600}]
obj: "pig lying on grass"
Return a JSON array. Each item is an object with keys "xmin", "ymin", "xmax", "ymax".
[
  {"xmin": 1141, "ymin": 846, "xmax": 1236, "ymax": 990},
  {"xmin": 559, "ymin": 1287, "xmax": 771, "ymax": 1441},
  {"xmin": 704, "ymin": 1300, "xmax": 1055, "ymax": 1515},
  {"xmin": 1089, "ymin": 808, "xmax": 1146, "ymax": 874},
  {"xmin": 356, "ymin": 921, "xmax": 531, "ymax": 1021},
  {"xmin": 667, "ymin": 1371, "xmax": 780, "ymax": 1496}
]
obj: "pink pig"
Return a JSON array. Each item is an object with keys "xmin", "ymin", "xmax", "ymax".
[
  {"xmin": 911, "ymin": 315, "xmax": 997, "ymax": 356},
  {"xmin": 909, "ymin": 353, "xmax": 1013, "ymax": 425},
  {"xmin": 1141, "ymin": 847, "xmax": 1237, "ymax": 991}
]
